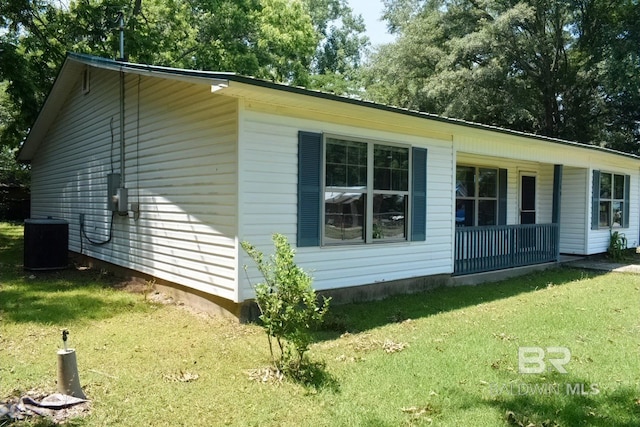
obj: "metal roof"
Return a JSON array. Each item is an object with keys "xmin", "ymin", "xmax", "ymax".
[{"xmin": 18, "ymin": 52, "xmax": 640, "ymax": 162}]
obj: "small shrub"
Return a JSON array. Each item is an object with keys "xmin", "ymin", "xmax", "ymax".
[
  {"xmin": 241, "ymin": 234, "xmax": 330, "ymax": 376},
  {"xmin": 608, "ymin": 230, "xmax": 628, "ymax": 262}
]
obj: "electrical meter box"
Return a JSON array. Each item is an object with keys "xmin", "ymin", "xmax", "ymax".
[
  {"xmin": 116, "ymin": 187, "xmax": 128, "ymax": 214},
  {"xmin": 107, "ymin": 173, "xmax": 121, "ymax": 212}
]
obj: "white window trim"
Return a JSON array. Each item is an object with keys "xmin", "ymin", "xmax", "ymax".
[
  {"xmin": 456, "ymin": 164, "xmax": 499, "ymax": 226},
  {"xmin": 598, "ymin": 171, "xmax": 625, "ymax": 229},
  {"xmin": 322, "ymin": 134, "xmax": 411, "ymax": 245}
]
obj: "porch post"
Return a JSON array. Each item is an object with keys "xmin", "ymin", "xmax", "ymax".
[
  {"xmin": 552, "ymin": 164, "xmax": 563, "ymax": 224},
  {"xmin": 552, "ymin": 164, "xmax": 563, "ymax": 260}
]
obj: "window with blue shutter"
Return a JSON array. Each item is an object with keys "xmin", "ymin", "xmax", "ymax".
[
  {"xmin": 592, "ymin": 170, "xmax": 630, "ymax": 229},
  {"xmin": 297, "ymin": 132, "xmax": 322, "ymax": 247},
  {"xmin": 411, "ymin": 147, "xmax": 427, "ymax": 241},
  {"xmin": 297, "ymin": 131, "xmax": 426, "ymax": 246},
  {"xmin": 591, "ymin": 170, "xmax": 600, "ymax": 230}
]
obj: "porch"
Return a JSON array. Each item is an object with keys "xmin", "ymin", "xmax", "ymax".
[{"xmin": 454, "ymin": 223, "xmax": 559, "ymax": 275}]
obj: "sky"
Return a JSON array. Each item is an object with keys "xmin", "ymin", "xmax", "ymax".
[{"xmin": 348, "ymin": 0, "xmax": 396, "ymax": 46}]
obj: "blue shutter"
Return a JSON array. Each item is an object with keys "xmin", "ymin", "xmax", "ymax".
[
  {"xmin": 297, "ymin": 131, "xmax": 322, "ymax": 247},
  {"xmin": 411, "ymin": 147, "xmax": 427, "ymax": 241},
  {"xmin": 552, "ymin": 165, "xmax": 563, "ymax": 224},
  {"xmin": 591, "ymin": 170, "xmax": 600, "ymax": 230},
  {"xmin": 624, "ymin": 174, "xmax": 630, "ymax": 228},
  {"xmin": 498, "ymin": 168, "xmax": 507, "ymax": 225}
]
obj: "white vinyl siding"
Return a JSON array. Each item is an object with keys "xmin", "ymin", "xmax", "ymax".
[
  {"xmin": 238, "ymin": 107, "xmax": 453, "ymax": 300},
  {"xmin": 30, "ymin": 68, "xmax": 239, "ymax": 301},
  {"xmin": 26, "ymin": 56, "xmax": 640, "ymax": 307},
  {"xmin": 559, "ymin": 167, "xmax": 587, "ymax": 254}
]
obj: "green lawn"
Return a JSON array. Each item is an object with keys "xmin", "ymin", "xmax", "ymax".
[{"xmin": 1, "ymin": 222, "xmax": 639, "ymax": 426}]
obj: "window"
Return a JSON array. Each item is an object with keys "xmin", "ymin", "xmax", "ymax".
[
  {"xmin": 297, "ymin": 131, "xmax": 426, "ymax": 247},
  {"xmin": 324, "ymin": 137, "xmax": 409, "ymax": 244},
  {"xmin": 598, "ymin": 172, "xmax": 626, "ymax": 228},
  {"xmin": 456, "ymin": 166, "xmax": 498, "ymax": 226}
]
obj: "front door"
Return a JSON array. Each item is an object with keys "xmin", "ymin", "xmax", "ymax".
[
  {"xmin": 520, "ymin": 173, "xmax": 537, "ymax": 250},
  {"xmin": 520, "ymin": 174, "xmax": 536, "ymax": 224}
]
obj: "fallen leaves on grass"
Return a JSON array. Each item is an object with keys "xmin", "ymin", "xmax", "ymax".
[
  {"xmin": 493, "ymin": 332, "xmax": 517, "ymax": 341},
  {"xmin": 247, "ymin": 367, "xmax": 284, "ymax": 384},
  {"xmin": 401, "ymin": 403, "xmax": 437, "ymax": 423},
  {"xmin": 490, "ymin": 358, "xmax": 515, "ymax": 372},
  {"xmin": 341, "ymin": 333, "xmax": 409, "ymax": 354},
  {"xmin": 335, "ymin": 354, "xmax": 365, "ymax": 363},
  {"xmin": 383, "ymin": 339, "xmax": 408, "ymax": 354},
  {"xmin": 505, "ymin": 410, "xmax": 560, "ymax": 427},
  {"xmin": 162, "ymin": 370, "xmax": 199, "ymax": 383}
]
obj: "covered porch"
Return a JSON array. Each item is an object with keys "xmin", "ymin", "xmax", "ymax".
[
  {"xmin": 454, "ymin": 223, "xmax": 559, "ymax": 275},
  {"xmin": 453, "ymin": 153, "xmax": 568, "ymax": 276}
]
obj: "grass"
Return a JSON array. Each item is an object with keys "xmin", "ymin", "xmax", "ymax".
[{"xmin": 1, "ymin": 222, "xmax": 639, "ymax": 426}]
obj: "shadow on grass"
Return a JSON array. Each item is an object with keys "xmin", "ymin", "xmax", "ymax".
[
  {"xmin": 287, "ymin": 360, "xmax": 340, "ymax": 393},
  {"xmin": 317, "ymin": 267, "xmax": 606, "ymax": 338},
  {"xmin": 0, "ymin": 268, "xmax": 150, "ymax": 325},
  {"xmin": 420, "ymin": 373, "xmax": 640, "ymax": 426},
  {"xmin": 485, "ymin": 376, "xmax": 640, "ymax": 426}
]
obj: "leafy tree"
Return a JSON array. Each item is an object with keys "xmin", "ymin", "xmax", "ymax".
[
  {"xmin": 1, "ymin": 0, "xmax": 362, "ymax": 149},
  {"xmin": 366, "ymin": 0, "xmax": 640, "ymax": 152},
  {"xmin": 0, "ymin": 1, "xmax": 65, "ymax": 149},
  {"xmin": 573, "ymin": 0, "xmax": 640, "ymax": 153},
  {"xmin": 253, "ymin": 0, "xmax": 318, "ymax": 86},
  {"xmin": 305, "ymin": 0, "xmax": 370, "ymax": 95}
]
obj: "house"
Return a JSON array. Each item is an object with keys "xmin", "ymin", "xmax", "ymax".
[{"xmin": 18, "ymin": 53, "xmax": 640, "ymax": 318}]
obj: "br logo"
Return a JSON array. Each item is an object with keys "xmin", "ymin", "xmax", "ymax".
[{"xmin": 518, "ymin": 347, "xmax": 571, "ymax": 374}]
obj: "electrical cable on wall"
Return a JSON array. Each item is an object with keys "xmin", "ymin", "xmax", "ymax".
[{"xmin": 80, "ymin": 212, "xmax": 115, "ymax": 246}]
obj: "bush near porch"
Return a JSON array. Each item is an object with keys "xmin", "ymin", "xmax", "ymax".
[{"xmin": 1, "ymin": 222, "xmax": 638, "ymax": 426}]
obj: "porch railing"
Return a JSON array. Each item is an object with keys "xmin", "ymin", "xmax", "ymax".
[{"xmin": 454, "ymin": 223, "xmax": 559, "ymax": 275}]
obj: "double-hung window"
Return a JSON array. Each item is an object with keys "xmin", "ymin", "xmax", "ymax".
[
  {"xmin": 591, "ymin": 170, "xmax": 630, "ymax": 229},
  {"xmin": 598, "ymin": 172, "xmax": 626, "ymax": 228},
  {"xmin": 456, "ymin": 166, "xmax": 498, "ymax": 226},
  {"xmin": 297, "ymin": 131, "xmax": 426, "ymax": 247},
  {"xmin": 324, "ymin": 137, "xmax": 409, "ymax": 244}
]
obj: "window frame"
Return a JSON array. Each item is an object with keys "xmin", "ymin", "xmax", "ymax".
[
  {"xmin": 322, "ymin": 134, "xmax": 411, "ymax": 245},
  {"xmin": 456, "ymin": 165, "xmax": 499, "ymax": 227},
  {"xmin": 598, "ymin": 172, "xmax": 626, "ymax": 229}
]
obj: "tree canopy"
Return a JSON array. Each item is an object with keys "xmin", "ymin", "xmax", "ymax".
[
  {"xmin": 366, "ymin": 0, "xmax": 640, "ymax": 153},
  {"xmin": 2, "ymin": 0, "xmax": 640, "ymax": 159},
  {"xmin": 0, "ymin": 0, "xmax": 368, "ymax": 152}
]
